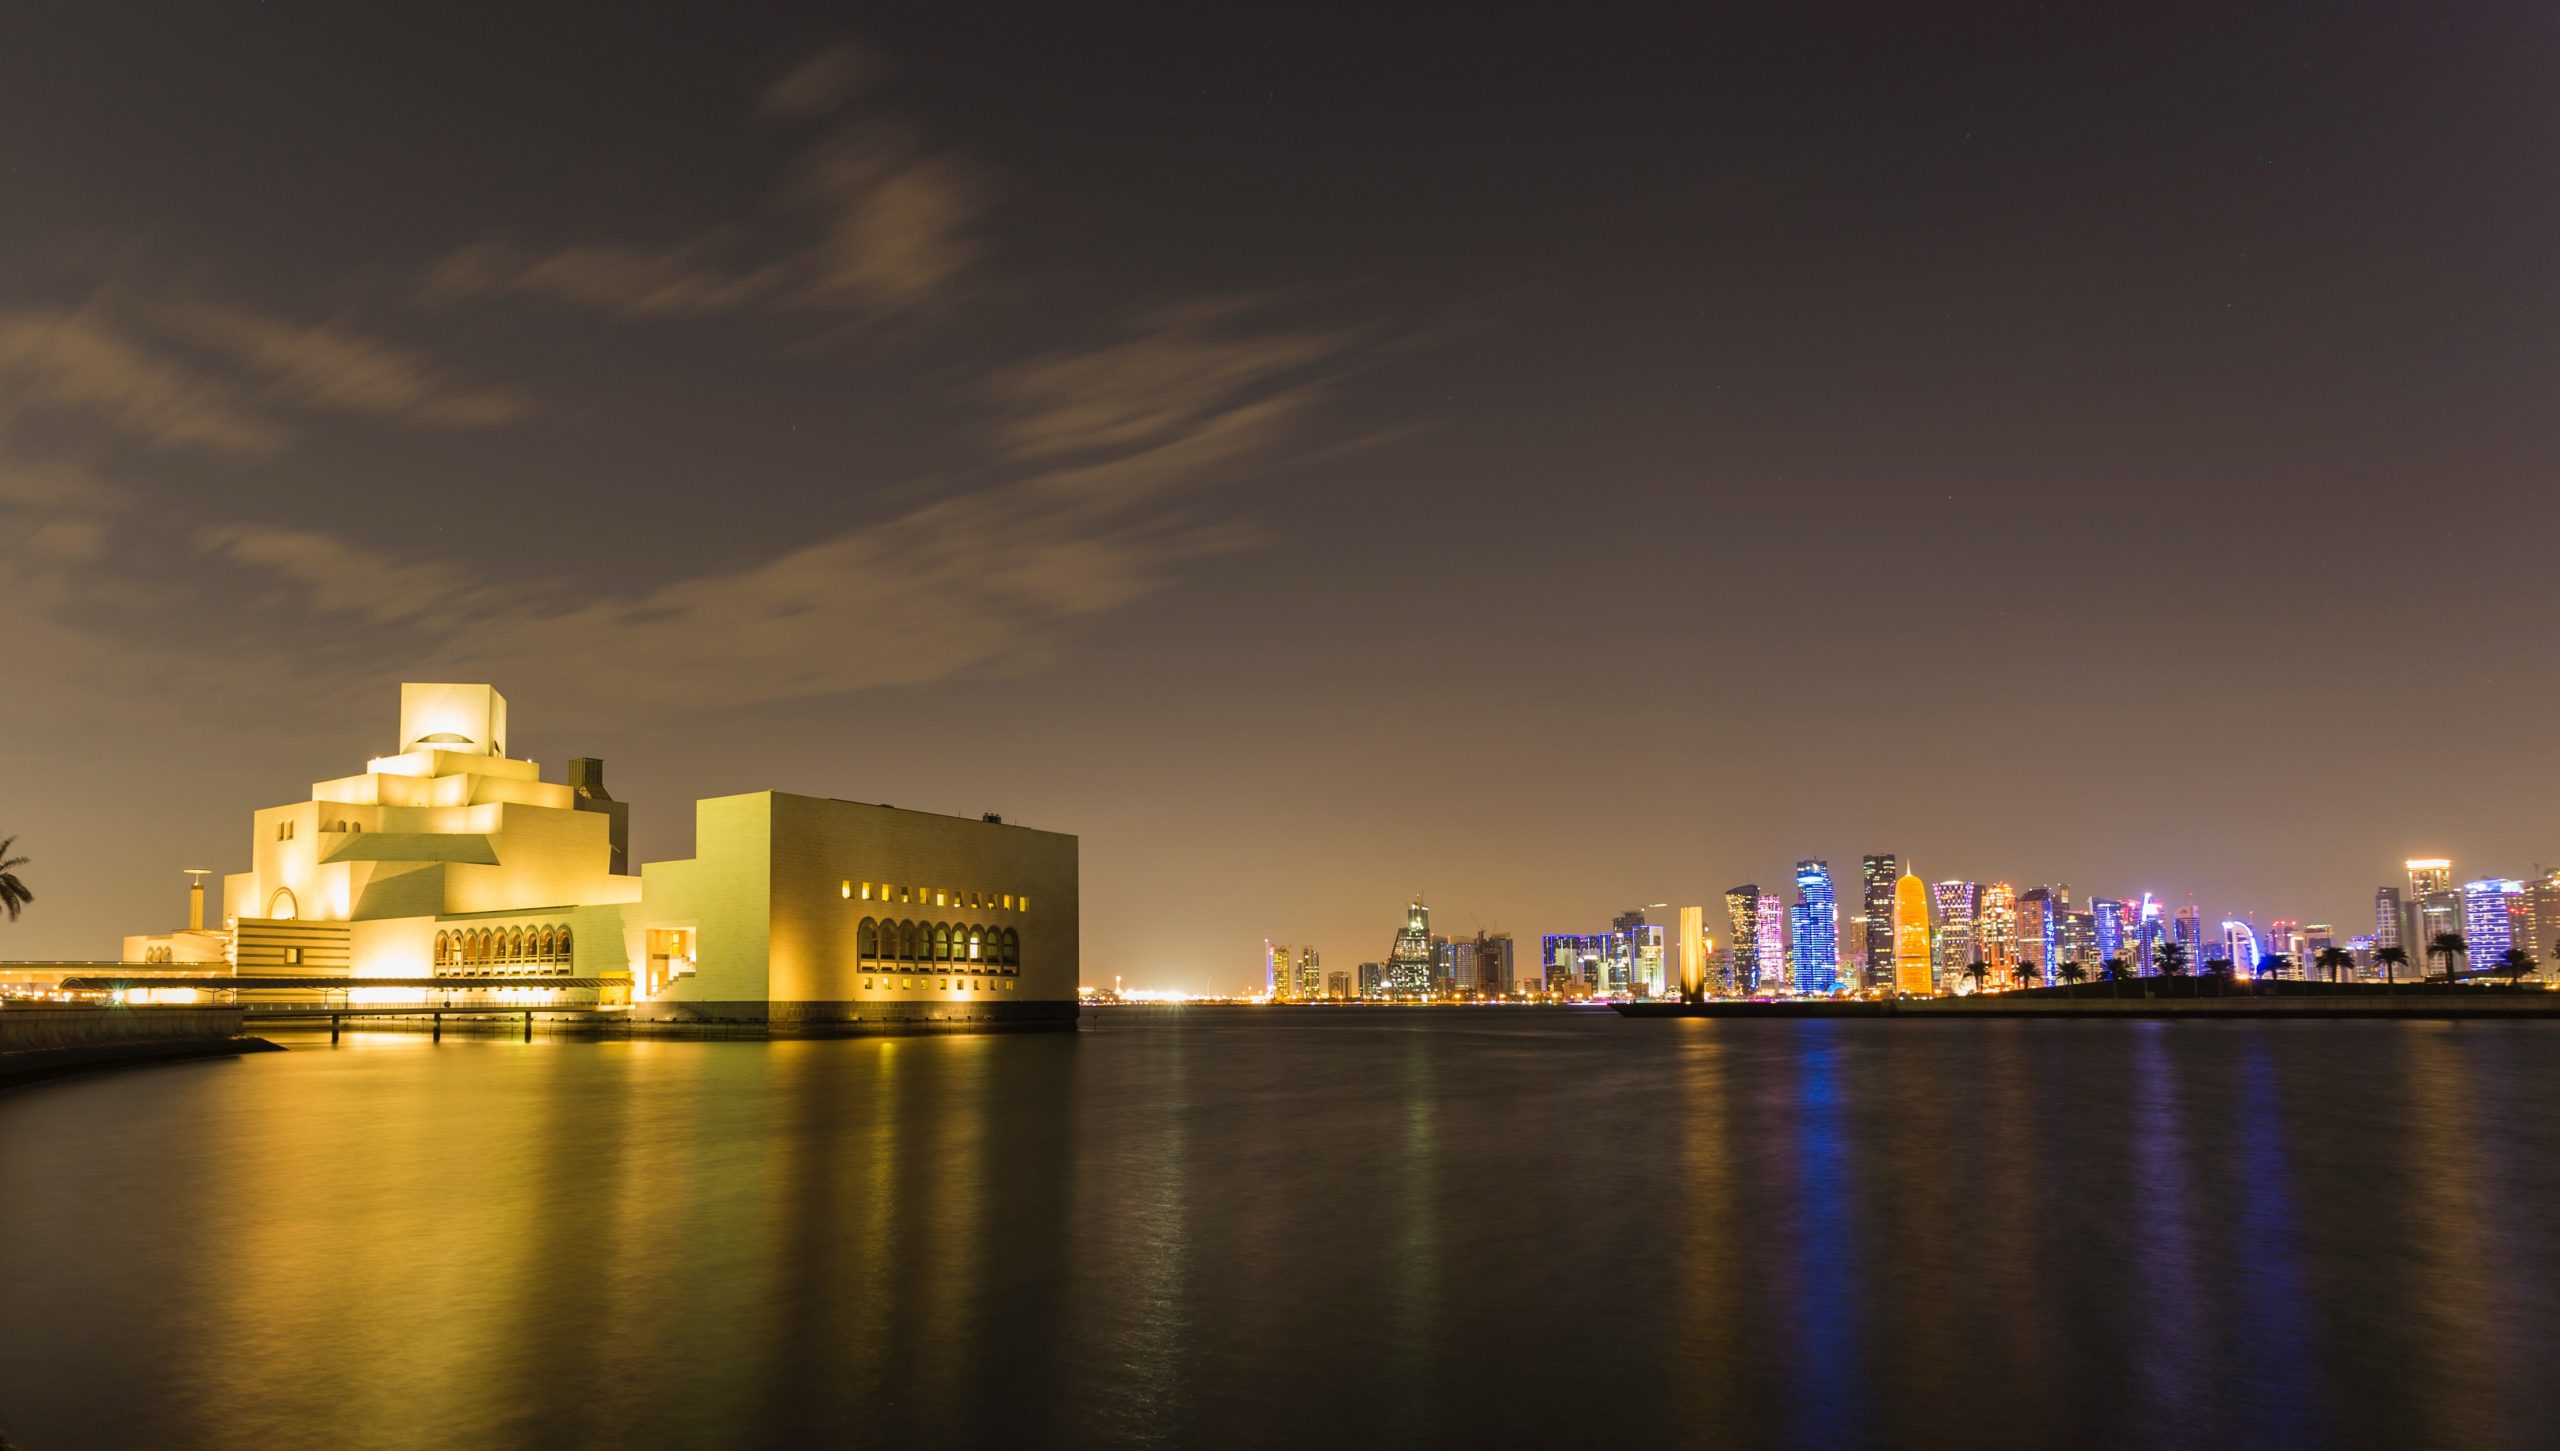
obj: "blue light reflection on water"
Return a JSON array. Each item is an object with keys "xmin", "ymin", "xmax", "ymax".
[{"xmin": 2, "ymin": 1011, "xmax": 2558, "ymax": 1450}]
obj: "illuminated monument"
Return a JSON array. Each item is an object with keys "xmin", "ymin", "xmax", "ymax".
[
  {"xmin": 118, "ymin": 683, "xmax": 1079, "ymax": 1032},
  {"xmin": 1892, "ymin": 868, "xmax": 1933, "ymax": 993}
]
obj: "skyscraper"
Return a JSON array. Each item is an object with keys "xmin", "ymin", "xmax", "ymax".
[
  {"xmin": 1979, "ymin": 882, "xmax": 2016, "ymax": 969},
  {"xmin": 2224, "ymin": 919, "xmax": 2262, "ymax": 974},
  {"xmin": 1295, "ymin": 946, "xmax": 1323, "ymax": 1000},
  {"xmin": 2301, "ymin": 924, "xmax": 2336, "ymax": 980},
  {"xmin": 2092, "ymin": 897, "xmax": 2128, "ymax": 970},
  {"xmin": 1387, "ymin": 899, "xmax": 1435, "ymax": 998},
  {"xmin": 1678, "ymin": 904, "xmax": 1709, "ymax": 1001},
  {"xmin": 1477, "ymin": 932, "xmax": 1518, "ymax": 997},
  {"xmin": 1434, "ymin": 936, "xmax": 1475, "ymax": 995},
  {"xmin": 1724, "ymin": 886, "xmax": 1762, "ymax": 995},
  {"xmin": 1542, "ymin": 933, "xmax": 1610, "ymax": 998},
  {"xmin": 2462, "ymin": 878, "xmax": 2520, "ymax": 974},
  {"xmin": 2526, "ymin": 872, "xmax": 2560, "ymax": 981},
  {"xmin": 1931, "ymin": 880, "xmax": 1979, "ymax": 983},
  {"xmin": 1861, "ymin": 854, "xmax": 1898, "ymax": 992},
  {"xmin": 1267, "ymin": 940, "xmax": 1292, "ymax": 1000},
  {"xmin": 2408, "ymin": 858, "xmax": 2453, "ymax": 898},
  {"xmin": 1358, "ymin": 961, "xmax": 1385, "ymax": 998},
  {"xmin": 2060, "ymin": 912, "xmax": 2096, "ymax": 974},
  {"xmin": 1756, "ymin": 894, "xmax": 1784, "ymax": 995},
  {"xmin": 1790, "ymin": 860, "xmax": 1840, "ymax": 995},
  {"xmin": 2173, "ymin": 905, "xmax": 2204, "ymax": 970},
  {"xmin": 2015, "ymin": 887, "xmax": 2055, "ymax": 986},
  {"xmin": 1893, "ymin": 868, "xmax": 1933, "ymax": 994},
  {"xmin": 1612, "ymin": 907, "xmax": 1667, "ymax": 997},
  {"xmin": 2374, "ymin": 885, "xmax": 2405, "ymax": 956}
]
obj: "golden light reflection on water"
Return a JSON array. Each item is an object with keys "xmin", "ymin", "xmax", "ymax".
[{"xmin": 2, "ymin": 1015, "xmax": 2557, "ymax": 1450}]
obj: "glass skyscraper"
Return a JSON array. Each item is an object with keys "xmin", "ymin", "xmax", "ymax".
[
  {"xmin": 1791, "ymin": 859, "xmax": 1839, "ymax": 995},
  {"xmin": 1723, "ymin": 886, "xmax": 1762, "ymax": 995},
  {"xmin": 1756, "ymin": 894, "xmax": 1785, "ymax": 994},
  {"xmin": 2462, "ymin": 878, "xmax": 2520, "ymax": 973},
  {"xmin": 1861, "ymin": 853, "xmax": 1898, "ymax": 992},
  {"xmin": 2092, "ymin": 897, "xmax": 2127, "ymax": 968},
  {"xmin": 1931, "ymin": 880, "xmax": 1979, "ymax": 983}
]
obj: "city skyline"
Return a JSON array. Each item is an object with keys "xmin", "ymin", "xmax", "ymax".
[
  {"xmin": 5, "ymin": 7, "xmax": 2558, "ymax": 994},
  {"xmin": 1246, "ymin": 848, "xmax": 2557, "ymax": 999}
]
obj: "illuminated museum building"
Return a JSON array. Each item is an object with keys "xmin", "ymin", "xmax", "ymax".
[{"xmin": 122, "ymin": 684, "xmax": 1079, "ymax": 1030}]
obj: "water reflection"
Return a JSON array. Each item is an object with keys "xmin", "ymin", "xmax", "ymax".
[{"xmin": 1, "ymin": 1014, "xmax": 2557, "ymax": 1449}]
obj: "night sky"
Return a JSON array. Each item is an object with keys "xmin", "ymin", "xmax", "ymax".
[{"xmin": 5, "ymin": 4, "xmax": 2557, "ymax": 987}]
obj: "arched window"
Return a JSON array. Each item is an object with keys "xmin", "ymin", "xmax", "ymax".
[
  {"xmin": 899, "ymin": 920, "xmax": 919, "ymax": 961},
  {"xmin": 477, "ymin": 929, "xmax": 492, "ymax": 965},
  {"xmin": 558, "ymin": 927, "xmax": 573, "ymax": 959},
  {"xmin": 538, "ymin": 926, "xmax": 555, "ymax": 959},
  {"xmin": 268, "ymin": 887, "xmax": 298, "ymax": 920},
  {"xmin": 967, "ymin": 926, "xmax": 983, "ymax": 961},
  {"xmin": 434, "ymin": 931, "xmax": 449, "ymax": 967},
  {"xmin": 934, "ymin": 924, "xmax": 952, "ymax": 961},
  {"xmin": 1002, "ymin": 928, "xmax": 1019, "ymax": 967},
  {"xmin": 512, "ymin": 928, "xmax": 527, "ymax": 961},
  {"xmin": 858, "ymin": 918, "xmax": 879, "ymax": 960}
]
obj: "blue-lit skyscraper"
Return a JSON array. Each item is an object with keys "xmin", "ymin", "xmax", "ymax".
[
  {"xmin": 2092, "ymin": 897, "xmax": 2127, "ymax": 968},
  {"xmin": 1790, "ymin": 859, "xmax": 1840, "ymax": 994},
  {"xmin": 2463, "ymin": 878, "xmax": 2520, "ymax": 972}
]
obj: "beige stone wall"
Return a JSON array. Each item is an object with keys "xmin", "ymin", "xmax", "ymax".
[
  {"xmin": 629, "ymin": 791, "xmax": 1077, "ymax": 1023},
  {"xmin": 767, "ymin": 791, "xmax": 1078, "ymax": 1011},
  {"xmin": 631, "ymin": 793, "xmax": 775, "ymax": 1012}
]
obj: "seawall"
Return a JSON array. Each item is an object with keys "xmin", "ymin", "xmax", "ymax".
[
  {"xmin": 0, "ymin": 1005, "xmax": 275, "ymax": 1089},
  {"xmin": 1618, "ymin": 991, "xmax": 2560, "ymax": 1020}
]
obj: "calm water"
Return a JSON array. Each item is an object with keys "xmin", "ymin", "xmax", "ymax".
[{"xmin": 3, "ymin": 1009, "xmax": 2557, "ymax": 1449}]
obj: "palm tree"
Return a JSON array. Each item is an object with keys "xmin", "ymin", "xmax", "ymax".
[
  {"xmin": 2255, "ymin": 952, "xmax": 2291, "ymax": 982},
  {"xmin": 2012, "ymin": 959, "xmax": 2040, "ymax": 992},
  {"xmin": 2314, "ymin": 945, "xmax": 2355, "ymax": 985},
  {"xmin": 1961, "ymin": 959, "xmax": 1990, "ymax": 993},
  {"xmin": 2373, "ymin": 944, "xmax": 2410, "ymax": 986},
  {"xmin": 2427, "ymin": 931, "xmax": 2468, "ymax": 988},
  {"xmin": 2058, "ymin": 960, "xmax": 2088, "ymax": 986},
  {"xmin": 2488, "ymin": 948, "xmax": 2538, "ymax": 989},
  {"xmin": 2155, "ymin": 940, "xmax": 2190, "ymax": 977},
  {"xmin": 0, "ymin": 837, "xmax": 30, "ymax": 922}
]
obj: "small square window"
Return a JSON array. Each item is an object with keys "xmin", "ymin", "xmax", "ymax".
[{"xmin": 283, "ymin": 946, "xmax": 303, "ymax": 965}]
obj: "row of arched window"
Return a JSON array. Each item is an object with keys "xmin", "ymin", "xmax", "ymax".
[
  {"xmin": 855, "ymin": 918, "xmax": 1019, "ymax": 969},
  {"xmin": 435, "ymin": 924, "xmax": 574, "ymax": 974}
]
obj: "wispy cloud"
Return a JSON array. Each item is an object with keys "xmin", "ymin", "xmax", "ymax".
[
  {"xmin": 160, "ymin": 302, "xmax": 531, "ymax": 427},
  {"xmin": 0, "ymin": 309, "xmax": 286, "ymax": 455},
  {"xmin": 193, "ymin": 523, "xmax": 505, "ymax": 626},
  {"xmin": 0, "ymin": 296, "xmax": 530, "ymax": 458},
  {"xmin": 419, "ymin": 241, "xmax": 787, "ymax": 320},
  {"xmin": 419, "ymin": 49, "xmax": 985, "ymax": 323},
  {"xmin": 189, "ymin": 305, "xmax": 1350, "ymax": 714},
  {"xmin": 760, "ymin": 44, "xmax": 875, "ymax": 119}
]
